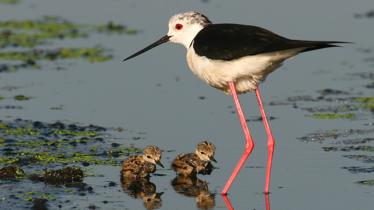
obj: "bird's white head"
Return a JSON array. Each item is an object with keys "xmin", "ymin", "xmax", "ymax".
[
  {"xmin": 167, "ymin": 11, "xmax": 211, "ymax": 48},
  {"xmin": 123, "ymin": 11, "xmax": 211, "ymax": 61}
]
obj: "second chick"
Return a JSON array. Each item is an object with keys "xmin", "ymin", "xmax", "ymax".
[{"xmin": 172, "ymin": 141, "xmax": 216, "ymax": 177}]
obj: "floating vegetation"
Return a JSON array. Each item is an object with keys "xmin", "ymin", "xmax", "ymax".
[
  {"xmin": 15, "ymin": 191, "xmax": 56, "ymax": 202},
  {"xmin": 0, "ymin": 119, "xmax": 141, "ymax": 167},
  {"xmin": 312, "ymin": 113, "xmax": 355, "ymax": 120},
  {"xmin": 0, "ymin": 16, "xmax": 138, "ymax": 72},
  {"xmin": 322, "ymin": 145, "xmax": 374, "ymax": 152},
  {"xmin": 298, "ymin": 128, "xmax": 374, "ymax": 143},
  {"xmin": 31, "ymin": 166, "xmax": 84, "ymax": 184},
  {"xmin": 354, "ymin": 10, "xmax": 374, "ymax": 19},
  {"xmin": 13, "ymin": 94, "xmax": 31, "ymax": 101},
  {"xmin": 0, "ymin": 60, "xmax": 37, "ymax": 72},
  {"xmin": 0, "ymin": 119, "xmax": 142, "ymax": 209},
  {"xmin": 0, "ymin": 165, "xmax": 25, "ymax": 179},
  {"xmin": 342, "ymin": 166, "xmax": 374, "ymax": 174},
  {"xmin": 0, "ymin": 16, "xmax": 138, "ymax": 48},
  {"xmin": 356, "ymin": 179, "xmax": 374, "ymax": 186},
  {"xmin": 342, "ymin": 155, "xmax": 374, "ymax": 163},
  {"xmin": 0, "ymin": 47, "xmax": 112, "ymax": 63},
  {"xmin": 270, "ymin": 87, "xmax": 374, "ymax": 121},
  {"xmin": 274, "ymin": 72, "xmax": 374, "ymax": 187},
  {"xmin": 0, "ymin": 0, "xmax": 20, "ymax": 4},
  {"xmin": 353, "ymin": 97, "xmax": 374, "ymax": 110}
]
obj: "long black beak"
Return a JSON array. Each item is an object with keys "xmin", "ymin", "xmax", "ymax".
[
  {"xmin": 156, "ymin": 160, "xmax": 164, "ymax": 168},
  {"xmin": 210, "ymin": 157, "xmax": 217, "ymax": 163},
  {"xmin": 123, "ymin": 35, "xmax": 171, "ymax": 61}
]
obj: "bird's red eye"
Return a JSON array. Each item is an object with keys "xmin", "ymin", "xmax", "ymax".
[{"xmin": 175, "ymin": 23, "xmax": 183, "ymax": 30}]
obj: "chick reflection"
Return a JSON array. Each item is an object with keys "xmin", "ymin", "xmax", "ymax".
[
  {"xmin": 121, "ymin": 178, "xmax": 163, "ymax": 210},
  {"xmin": 171, "ymin": 175, "xmax": 215, "ymax": 209}
]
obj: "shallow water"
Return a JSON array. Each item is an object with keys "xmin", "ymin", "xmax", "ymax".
[{"xmin": 0, "ymin": 0, "xmax": 373, "ymax": 209}]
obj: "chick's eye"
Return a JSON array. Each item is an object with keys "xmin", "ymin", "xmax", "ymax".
[
  {"xmin": 147, "ymin": 155, "xmax": 151, "ymax": 159},
  {"xmin": 201, "ymin": 152, "xmax": 206, "ymax": 155},
  {"xmin": 175, "ymin": 23, "xmax": 183, "ymax": 30}
]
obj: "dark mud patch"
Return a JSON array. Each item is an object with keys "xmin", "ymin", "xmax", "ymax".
[
  {"xmin": 354, "ymin": 10, "xmax": 374, "ymax": 19},
  {"xmin": 30, "ymin": 166, "xmax": 84, "ymax": 185},
  {"xmin": 0, "ymin": 165, "xmax": 25, "ymax": 179},
  {"xmin": 32, "ymin": 198, "xmax": 48, "ymax": 210},
  {"xmin": 270, "ymin": 88, "xmax": 374, "ymax": 120},
  {"xmin": 0, "ymin": 118, "xmax": 141, "ymax": 209},
  {"xmin": 298, "ymin": 128, "xmax": 374, "ymax": 143},
  {"xmin": 341, "ymin": 166, "xmax": 374, "ymax": 174}
]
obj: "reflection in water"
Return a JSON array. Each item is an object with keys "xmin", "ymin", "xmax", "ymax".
[
  {"xmin": 171, "ymin": 175, "xmax": 215, "ymax": 210},
  {"xmin": 222, "ymin": 194, "xmax": 271, "ymax": 210},
  {"xmin": 121, "ymin": 177, "xmax": 163, "ymax": 210}
]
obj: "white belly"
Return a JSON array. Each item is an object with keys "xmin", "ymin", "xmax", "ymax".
[{"xmin": 186, "ymin": 47, "xmax": 302, "ymax": 94}]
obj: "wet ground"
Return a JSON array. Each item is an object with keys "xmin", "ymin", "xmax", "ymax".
[{"xmin": 0, "ymin": 0, "xmax": 373, "ymax": 209}]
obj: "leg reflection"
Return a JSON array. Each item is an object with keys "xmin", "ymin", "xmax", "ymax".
[
  {"xmin": 222, "ymin": 194, "xmax": 234, "ymax": 210},
  {"xmin": 264, "ymin": 193, "xmax": 271, "ymax": 210},
  {"xmin": 221, "ymin": 193, "xmax": 271, "ymax": 210}
]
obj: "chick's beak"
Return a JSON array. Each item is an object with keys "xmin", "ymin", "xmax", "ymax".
[
  {"xmin": 210, "ymin": 157, "xmax": 217, "ymax": 163},
  {"xmin": 156, "ymin": 160, "xmax": 164, "ymax": 168}
]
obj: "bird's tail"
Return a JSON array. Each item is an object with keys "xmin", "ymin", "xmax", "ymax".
[{"xmin": 294, "ymin": 41, "xmax": 351, "ymax": 53}]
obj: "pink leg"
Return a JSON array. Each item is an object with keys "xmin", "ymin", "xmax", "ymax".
[
  {"xmin": 265, "ymin": 193, "xmax": 271, "ymax": 210},
  {"xmin": 221, "ymin": 82, "xmax": 255, "ymax": 195},
  {"xmin": 222, "ymin": 195, "xmax": 234, "ymax": 210},
  {"xmin": 255, "ymin": 87, "xmax": 275, "ymax": 194}
]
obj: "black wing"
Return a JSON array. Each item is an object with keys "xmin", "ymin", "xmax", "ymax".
[{"xmin": 192, "ymin": 24, "xmax": 344, "ymax": 61}]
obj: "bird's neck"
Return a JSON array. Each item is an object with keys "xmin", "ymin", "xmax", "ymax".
[{"xmin": 181, "ymin": 24, "xmax": 206, "ymax": 49}]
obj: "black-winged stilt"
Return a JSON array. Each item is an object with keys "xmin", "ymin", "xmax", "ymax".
[{"xmin": 123, "ymin": 11, "xmax": 347, "ymax": 195}]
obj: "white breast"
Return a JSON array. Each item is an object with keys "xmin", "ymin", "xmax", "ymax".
[{"xmin": 186, "ymin": 46, "xmax": 303, "ymax": 94}]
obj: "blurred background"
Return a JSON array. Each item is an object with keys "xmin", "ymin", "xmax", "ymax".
[{"xmin": 0, "ymin": 0, "xmax": 373, "ymax": 209}]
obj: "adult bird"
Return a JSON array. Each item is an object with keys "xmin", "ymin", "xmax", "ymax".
[{"xmin": 123, "ymin": 11, "xmax": 347, "ymax": 194}]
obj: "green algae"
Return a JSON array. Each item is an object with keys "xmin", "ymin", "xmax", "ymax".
[
  {"xmin": 96, "ymin": 21, "xmax": 140, "ymax": 35},
  {"xmin": 0, "ymin": 47, "xmax": 112, "ymax": 63},
  {"xmin": 0, "ymin": 166, "xmax": 25, "ymax": 179},
  {"xmin": 0, "ymin": 17, "xmax": 138, "ymax": 72},
  {"xmin": 13, "ymin": 95, "xmax": 31, "ymax": 101},
  {"xmin": 52, "ymin": 129, "xmax": 97, "ymax": 137},
  {"xmin": 0, "ymin": 0, "xmax": 20, "ymax": 4},
  {"xmin": 353, "ymin": 97, "xmax": 374, "ymax": 109},
  {"xmin": 0, "ymin": 157, "xmax": 20, "ymax": 164},
  {"xmin": 0, "ymin": 31, "xmax": 54, "ymax": 48},
  {"xmin": 3, "ymin": 127, "xmax": 39, "ymax": 136},
  {"xmin": 0, "ymin": 119, "xmax": 140, "ymax": 167},
  {"xmin": 356, "ymin": 179, "xmax": 374, "ymax": 186},
  {"xmin": 16, "ymin": 191, "xmax": 56, "ymax": 202},
  {"xmin": 0, "ymin": 16, "xmax": 138, "ymax": 49},
  {"xmin": 312, "ymin": 113, "xmax": 355, "ymax": 119}
]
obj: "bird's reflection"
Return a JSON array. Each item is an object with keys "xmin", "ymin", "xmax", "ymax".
[
  {"xmin": 171, "ymin": 175, "xmax": 215, "ymax": 210},
  {"xmin": 222, "ymin": 193, "xmax": 271, "ymax": 210},
  {"xmin": 121, "ymin": 177, "xmax": 163, "ymax": 210}
]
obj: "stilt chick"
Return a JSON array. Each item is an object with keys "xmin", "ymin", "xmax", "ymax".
[
  {"xmin": 122, "ymin": 145, "xmax": 164, "ymax": 179},
  {"xmin": 172, "ymin": 141, "xmax": 216, "ymax": 177}
]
